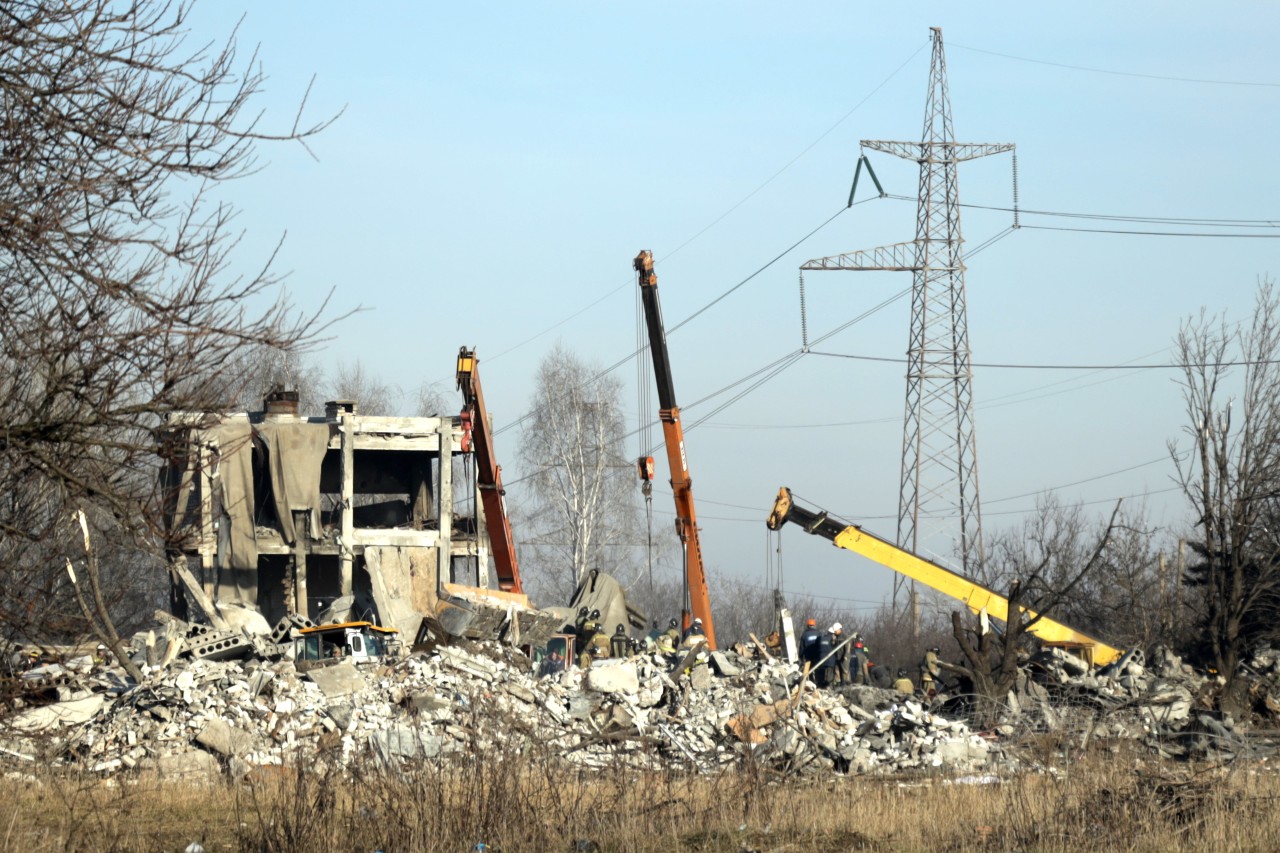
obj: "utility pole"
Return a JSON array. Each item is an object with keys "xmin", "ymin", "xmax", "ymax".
[{"xmin": 802, "ymin": 28, "xmax": 1013, "ymax": 618}]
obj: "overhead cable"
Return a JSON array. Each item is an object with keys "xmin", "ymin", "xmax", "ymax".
[{"xmin": 950, "ymin": 41, "xmax": 1280, "ymax": 88}]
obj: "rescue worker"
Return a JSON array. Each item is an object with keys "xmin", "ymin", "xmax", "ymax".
[
  {"xmin": 655, "ymin": 629, "xmax": 676, "ymax": 655},
  {"xmin": 829, "ymin": 623, "xmax": 849, "ymax": 685},
  {"xmin": 850, "ymin": 635, "xmax": 870, "ymax": 685},
  {"xmin": 814, "ymin": 626, "xmax": 835, "ymax": 688},
  {"xmin": 892, "ymin": 668, "xmax": 915, "ymax": 696},
  {"xmin": 589, "ymin": 623, "xmax": 611, "ymax": 659},
  {"xmin": 799, "ymin": 618, "xmax": 822, "ymax": 668},
  {"xmin": 682, "ymin": 617, "xmax": 706, "ymax": 643},
  {"xmin": 574, "ymin": 607, "xmax": 594, "ymax": 650},
  {"xmin": 660, "ymin": 618, "xmax": 680, "ymax": 650},
  {"xmin": 580, "ymin": 609, "xmax": 601, "ymax": 644},
  {"xmin": 646, "ymin": 620, "xmax": 662, "ymax": 644},
  {"xmin": 610, "ymin": 624, "xmax": 629, "ymax": 658},
  {"xmin": 920, "ymin": 646, "xmax": 941, "ymax": 696}
]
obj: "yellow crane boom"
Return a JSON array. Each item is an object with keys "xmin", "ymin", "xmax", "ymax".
[{"xmin": 765, "ymin": 487, "xmax": 1122, "ymax": 666}]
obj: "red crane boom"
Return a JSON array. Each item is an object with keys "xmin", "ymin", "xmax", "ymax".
[
  {"xmin": 456, "ymin": 347, "xmax": 523, "ymax": 593},
  {"xmin": 634, "ymin": 250, "xmax": 716, "ymax": 649}
]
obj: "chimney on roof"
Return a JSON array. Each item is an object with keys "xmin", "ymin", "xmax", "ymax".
[
  {"xmin": 264, "ymin": 387, "xmax": 300, "ymax": 418},
  {"xmin": 325, "ymin": 399, "xmax": 357, "ymax": 419}
]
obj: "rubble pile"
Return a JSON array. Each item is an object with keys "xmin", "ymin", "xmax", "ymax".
[
  {"xmin": 1000, "ymin": 645, "xmax": 1280, "ymax": 758},
  {"xmin": 1, "ymin": 630, "xmax": 1001, "ymax": 780},
  {"xmin": 16, "ymin": 615, "xmax": 1280, "ymax": 781}
]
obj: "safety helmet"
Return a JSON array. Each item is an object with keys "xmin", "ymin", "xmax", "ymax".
[
  {"xmin": 806, "ymin": 618, "xmax": 816, "ymax": 627},
  {"xmin": 929, "ymin": 646, "xmax": 940, "ymax": 653},
  {"xmin": 669, "ymin": 618, "xmax": 678, "ymax": 628},
  {"xmin": 578, "ymin": 607, "xmax": 589, "ymax": 616},
  {"xmin": 897, "ymin": 668, "xmax": 908, "ymax": 677},
  {"xmin": 693, "ymin": 618, "xmax": 702, "ymax": 626},
  {"xmin": 615, "ymin": 624, "xmax": 625, "ymax": 633},
  {"xmin": 830, "ymin": 622, "xmax": 842, "ymax": 633},
  {"xmin": 590, "ymin": 609, "xmax": 600, "ymax": 619}
]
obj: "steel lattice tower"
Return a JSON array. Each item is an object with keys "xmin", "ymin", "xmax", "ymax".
[{"xmin": 802, "ymin": 27, "xmax": 1013, "ymax": 583}]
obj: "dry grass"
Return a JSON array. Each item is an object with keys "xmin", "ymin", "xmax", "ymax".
[{"xmin": 1, "ymin": 746, "xmax": 1279, "ymax": 852}]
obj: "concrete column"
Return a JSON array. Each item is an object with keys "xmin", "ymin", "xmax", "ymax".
[
  {"xmin": 293, "ymin": 510, "xmax": 309, "ymax": 618},
  {"xmin": 437, "ymin": 421, "xmax": 453, "ymax": 587},
  {"xmin": 339, "ymin": 410, "xmax": 355, "ymax": 596}
]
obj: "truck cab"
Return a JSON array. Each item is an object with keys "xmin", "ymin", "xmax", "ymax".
[{"xmin": 295, "ymin": 622, "xmax": 400, "ymax": 669}]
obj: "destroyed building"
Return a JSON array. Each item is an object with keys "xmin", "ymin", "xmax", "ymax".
[{"xmin": 158, "ymin": 389, "xmax": 550, "ymax": 645}]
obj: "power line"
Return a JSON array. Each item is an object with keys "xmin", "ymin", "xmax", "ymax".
[
  {"xmin": 659, "ymin": 450, "xmax": 1185, "ymax": 525},
  {"xmin": 481, "ymin": 44, "xmax": 928, "ymax": 369},
  {"xmin": 982, "ymin": 453, "xmax": 1184, "ymax": 506},
  {"xmin": 660, "ymin": 42, "xmax": 928, "ymax": 264},
  {"xmin": 669, "ymin": 204, "xmax": 853, "ymax": 334},
  {"xmin": 949, "ymin": 41, "xmax": 1280, "ymax": 88},
  {"xmin": 884, "ymin": 193, "xmax": 1280, "ymax": 228},
  {"xmin": 1021, "ymin": 224, "xmax": 1280, "ymax": 239},
  {"xmin": 494, "ymin": 202, "xmax": 861, "ymax": 439},
  {"xmin": 807, "ymin": 350, "xmax": 1280, "ymax": 371}
]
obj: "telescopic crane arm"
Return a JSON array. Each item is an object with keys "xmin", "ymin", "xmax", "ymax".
[
  {"xmin": 635, "ymin": 250, "xmax": 716, "ymax": 649},
  {"xmin": 766, "ymin": 487, "xmax": 1121, "ymax": 666},
  {"xmin": 456, "ymin": 347, "xmax": 523, "ymax": 594}
]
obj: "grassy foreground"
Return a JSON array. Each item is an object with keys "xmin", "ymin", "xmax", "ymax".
[{"xmin": 1, "ymin": 748, "xmax": 1278, "ymax": 852}]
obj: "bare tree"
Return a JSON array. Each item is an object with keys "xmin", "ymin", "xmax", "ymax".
[
  {"xmin": 515, "ymin": 345, "xmax": 644, "ymax": 604},
  {"xmin": 0, "ymin": 0, "xmax": 337, "ymax": 648},
  {"xmin": 211, "ymin": 342, "xmax": 326, "ymax": 415},
  {"xmin": 324, "ymin": 360, "xmax": 398, "ymax": 416},
  {"xmin": 413, "ymin": 381, "xmax": 453, "ymax": 418},
  {"xmin": 1171, "ymin": 279, "xmax": 1280, "ymax": 708},
  {"xmin": 943, "ymin": 499, "xmax": 1121, "ymax": 726}
]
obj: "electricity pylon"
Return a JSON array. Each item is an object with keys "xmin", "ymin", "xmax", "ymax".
[{"xmin": 802, "ymin": 27, "xmax": 1013, "ymax": 607}]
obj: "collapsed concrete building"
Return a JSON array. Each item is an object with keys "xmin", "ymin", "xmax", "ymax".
[{"xmin": 158, "ymin": 388, "xmax": 556, "ymax": 647}]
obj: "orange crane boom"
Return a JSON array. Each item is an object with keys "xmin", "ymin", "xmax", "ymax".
[
  {"xmin": 456, "ymin": 347, "xmax": 523, "ymax": 593},
  {"xmin": 634, "ymin": 251, "xmax": 716, "ymax": 649}
]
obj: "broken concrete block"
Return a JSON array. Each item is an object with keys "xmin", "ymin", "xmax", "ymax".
[
  {"xmin": 568, "ymin": 693, "xmax": 602, "ymax": 721},
  {"xmin": 409, "ymin": 693, "xmax": 452, "ymax": 714},
  {"xmin": 372, "ymin": 725, "xmax": 423, "ymax": 759},
  {"xmin": 932, "ymin": 737, "xmax": 991, "ymax": 765},
  {"xmin": 9, "ymin": 694, "xmax": 105, "ymax": 733},
  {"xmin": 270, "ymin": 613, "xmax": 316, "ymax": 644},
  {"xmin": 585, "ymin": 662, "xmax": 639, "ymax": 695},
  {"xmin": 220, "ymin": 603, "xmax": 273, "ymax": 637},
  {"xmin": 195, "ymin": 718, "xmax": 257, "ymax": 757},
  {"xmin": 436, "ymin": 646, "xmax": 497, "ymax": 681},
  {"xmin": 326, "ymin": 702, "xmax": 355, "ymax": 731},
  {"xmin": 306, "ymin": 661, "xmax": 367, "ymax": 699},
  {"xmin": 188, "ymin": 630, "xmax": 253, "ymax": 662},
  {"xmin": 709, "ymin": 651, "xmax": 743, "ymax": 677}
]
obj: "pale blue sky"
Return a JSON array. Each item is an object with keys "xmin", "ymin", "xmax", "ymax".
[{"xmin": 186, "ymin": 2, "xmax": 1280, "ymax": 615}]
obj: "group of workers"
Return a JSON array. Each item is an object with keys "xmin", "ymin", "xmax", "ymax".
[
  {"xmin": 797, "ymin": 618, "xmax": 945, "ymax": 698},
  {"xmin": 566, "ymin": 608, "xmax": 710, "ymax": 670},
  {"xmin": 558, "ymin": 608, "xmax": 947, "ymax": 700}
]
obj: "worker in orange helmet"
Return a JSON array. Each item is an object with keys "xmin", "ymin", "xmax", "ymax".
[{"xmin": 799, "ymin": 618, "xmax": 822, "ymax": 670}]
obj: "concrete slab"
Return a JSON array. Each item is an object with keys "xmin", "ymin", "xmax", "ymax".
[
  {"xmin": 585, "ymin": 662, "xmax": 639, "ymax": 695},
  {"xmin": 709, "ymin": 651, "xmax": 743, "ymax": 677},
  {"xmin": 195, "ymin": 718, "xmax": 257, "ymax": 757},
  {"xmin": 305, "ymin": 661, "xmax": 367, "ymax": 699},
  {"xmin": 9, "ymin": 694, "xmax": 105, "ymax": 733}
]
